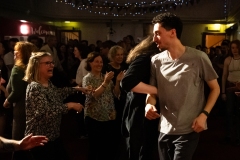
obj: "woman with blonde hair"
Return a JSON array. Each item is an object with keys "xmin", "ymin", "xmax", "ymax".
[
  {"xmin": 23, "ymin": 52, "xmax": 86, "ymax": 160},
  {"xmin": 3, "ymin": 41, "xmax": 38, "ymax": 159}
]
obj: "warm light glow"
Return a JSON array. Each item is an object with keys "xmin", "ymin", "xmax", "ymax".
[
  {"xmin": 20, "ymin": 20, "xmax": 27, "ymax": 23},
  {"xmin": 214, "ymin": 24, "xmax": 220, "ymax": 29},
  {"xmin": 65, "ymin": 21, "xmax": 70, "ymax": 23},
  {"xmin": 20, "ymin": 24, "xmax": 30, "ymax": 35},
  {"xmin": 208, "ymin": 24, "xmax": 221, "ymax": 31},
  {"xmin": 226, "ymin": 23, "xmax": 234, "ymax": 28}
]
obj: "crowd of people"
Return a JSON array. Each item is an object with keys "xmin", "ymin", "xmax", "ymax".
[{"xmin": 0, "ymin": 12, "xmax": 239, "ymax": 160}]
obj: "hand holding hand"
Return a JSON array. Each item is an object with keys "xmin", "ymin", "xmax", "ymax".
[
  {"xmin": 145, "ymin": 104, "xmax": 160, "ymax": 120},
  {"xmin": 73, "ymin": 85, "xmax": 92, "ymax": 94}
]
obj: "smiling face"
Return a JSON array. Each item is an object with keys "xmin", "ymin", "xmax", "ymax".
[
  {"xmin": 38, "ymin": 56, "xmax": 54, "ymax": 80},
  {"xmin": 112, "ymin": 48, "xmax": 124, "ymax": 64},
  {"xmin": 153, "ymin": 23, "xmax": 173, "ymax": 50},
  {"xmin": 90, "ymin": 55, "xmax": 103, "ymax": 73}
]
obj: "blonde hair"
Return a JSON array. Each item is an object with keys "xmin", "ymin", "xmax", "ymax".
[
  {"xmin": 23, "ymin": 52, "xmax": 52, "ymax": 83},
  {"xmin": 108, "ymin": 45, "xmax": 124, "ymax": 62},
  {"xmin": 126, "ymin": 36, "xmax": 159, "ymax": 64},
  {"xmin": 14, "ymin": 42, "xmax": 38, "ymax": 69}
]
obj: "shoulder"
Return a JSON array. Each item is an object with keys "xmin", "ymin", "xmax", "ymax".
[
  {"xmin": 83, "ymin": 73, "xmax": 92, "ymax": 80},
  {"xmin": 224, "ymin": 56, "xmax": 232, "ymax": 63},
  {"xmin": 40, "ymin": 45, "xmax": 50, "ymax": 51},
  {"xmin": 27, "ymin": 81, "xmax": 42, "ymax": 91},
  {"xmin": 151, "ymin": 50, "xmax": 168, "ymax": 62},
  {"xmin": 185, "ymin": 47, "xmax": 209, "ymax": 60},
  {"xmin": 11, "ymin": 66, "xmax": 24, "ymax": 74}
]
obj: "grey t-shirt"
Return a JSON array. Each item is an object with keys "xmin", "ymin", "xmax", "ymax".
[{"xmin": 150, "ymin": 46, "xmax": 218, "ymax": 135}]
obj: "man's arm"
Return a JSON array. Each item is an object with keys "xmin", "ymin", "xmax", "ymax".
[
  {"xmin": 145, "ymin": 94, "xmax": 160, "ymax": 120},
  {"xmin": 192, "ymin": 79, "xmax": 220, "ymax": 133}
]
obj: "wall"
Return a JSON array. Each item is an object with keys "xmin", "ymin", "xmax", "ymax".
[
  {"xmin": 0, "ymin": 17, "xmax": 232, "ymax": 47},
  {"xmin": 55, "ymin": 21, "xmax": 224, "ymax": 46},
  {"xmin": 54, "ymin": 21, "xmax": 144, "ymax": 45}
]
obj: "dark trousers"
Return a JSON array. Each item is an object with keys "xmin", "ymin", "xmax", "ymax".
[
  {"xmin": 85, "ymin": 116, "xmax": 118, "ymax": 160},
  {"xmin": 158, "ymin": 132, "xmax": 199, "ymax": 160},
  {"xmin": 30, "ymin": 137, "xmax": 69, "ymax": 160}
]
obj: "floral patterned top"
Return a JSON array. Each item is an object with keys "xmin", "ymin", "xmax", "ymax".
[
  {"xmin": 25, "ymin": 81, "xmax": 75, "ymax": 141},
  {"xmin": 82, "ymin": 73, "xmax": 116, "ymax": 121}
]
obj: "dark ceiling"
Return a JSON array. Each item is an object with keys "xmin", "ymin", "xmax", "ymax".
[{"xmin": 0, "ymin": 0, "xmax": 239, "ymax": 24}]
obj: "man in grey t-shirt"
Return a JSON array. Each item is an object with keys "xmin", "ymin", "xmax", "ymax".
[{"xmin": 145, "ymin": 13, "xmax": 220, "ymax": 160}]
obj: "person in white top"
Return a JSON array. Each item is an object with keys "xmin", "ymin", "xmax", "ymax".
[
  {"xmin": 221, "ymin": 39, "xmax": 240, "ymax": 145},
  {"xmin": 73, "ymin": 44, "xmax": 89, "ymax": 86}
]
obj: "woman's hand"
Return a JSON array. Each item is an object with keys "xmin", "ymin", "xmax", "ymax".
[
  {"xmin": 116, "ymin": 70, "xmax": 125, "ymax": 82},
  {"xmin": 73, "ymin": 85, "xmax": 92, "ymax": 94},
  {"xmin": 103, "ymin": 71, "xmax": 114, "ymax": 84},
  {"xmin": 66, "ymin": 102, "xmax": 84, "ymax": 113},
  {"xmin": 3, "ymin": 99, "xmax": 10, "ymax": 108},
  {"xmin": 18, "ymin": 134, "xmax": 48, "ymax": 150}
]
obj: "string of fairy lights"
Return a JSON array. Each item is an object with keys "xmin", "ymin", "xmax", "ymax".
[{"xmin": 55, "ymin": 0, "xmax": 201, "ymax": 16}]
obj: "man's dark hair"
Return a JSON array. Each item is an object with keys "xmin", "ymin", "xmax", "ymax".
[
  {"xmin": 152, "ymin": 12, "xmax": 183, "ymax": 39},
  {"xmin": 9, "ymin": 38, "xmax": 19, "ymax": 43},
  {"xmin": 101, "ymin": 40, "xmax": 116, "ymax": 49},
  {"xmin": 27, "ymin": 35, "xmax": 39, "ymax": 42}
]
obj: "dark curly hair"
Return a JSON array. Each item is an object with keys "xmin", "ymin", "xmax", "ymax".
[{"xmin": 152, "ymin": 12, "xmax": 183, "ymax": 39}]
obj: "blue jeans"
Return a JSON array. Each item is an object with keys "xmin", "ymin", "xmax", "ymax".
[{"xmin": 158, "ymin": 132, "xmax": 199, "ymax": 160}]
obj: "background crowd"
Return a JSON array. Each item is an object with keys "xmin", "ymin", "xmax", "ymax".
[{"xmin": 0, "ymin": 26, "xmax": 239, "ymax": 159}]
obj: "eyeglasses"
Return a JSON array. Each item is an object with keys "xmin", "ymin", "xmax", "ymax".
[{"xmin": 40, "ymin": 61, "xmax": 55, "ymax": 66}]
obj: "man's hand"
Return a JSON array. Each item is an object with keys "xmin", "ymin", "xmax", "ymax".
[
  {"xmin": 192, "ymin": 113, "xmax": 207, "ymax": 133},
  {"xmin": 145, "ymin": 104, "xmax": 160, "ymax": 120}
]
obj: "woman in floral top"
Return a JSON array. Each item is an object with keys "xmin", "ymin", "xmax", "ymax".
[
  {"xmin": 82, "ymin": 52, "xmax": 124, "ymax": 160},
  {"xmin": 23, "ymin": 52, "xmax": 86, "ymax": 160}
]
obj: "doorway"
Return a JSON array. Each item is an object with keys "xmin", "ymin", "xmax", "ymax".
[
  {"xmin": 202, "ymin": 32, "xmax": 226, "ymax": 49},
  {"xmin": 58, "ymin": 30, "xmax": 81, "ymax": 44}
]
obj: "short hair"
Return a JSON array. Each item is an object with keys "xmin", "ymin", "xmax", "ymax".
[
  {"xmin": 152, "ymin": 12, "xmax": 183, "ymax": 39},
  {"xmin": 9, "ymin": 38, "xmax": 19, "ymax": 43},
  {"xmin": 221, "ymin": 40, "xmax": 230, "ymax": 46},
  {"xmin": 101, "ymin": 40, "xmax": 117, "ymax": 49},
  {"xmin": 27, "ymin": 35, "xmax": 39, "ymax": 42},
  {"xmin": 23, "ymin": 52, "xmax": 52, "ymax": 83},
  {"xmin": 85, "ymin": 52, "xmax": 101, "ymax": 71},
  {"xmin": 108, "ymin": 45, "xmax": 124, "ymax": 62},
  {"xmin": 14, "ymin": 42, "xmax": 38, "ymax": 69}
]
